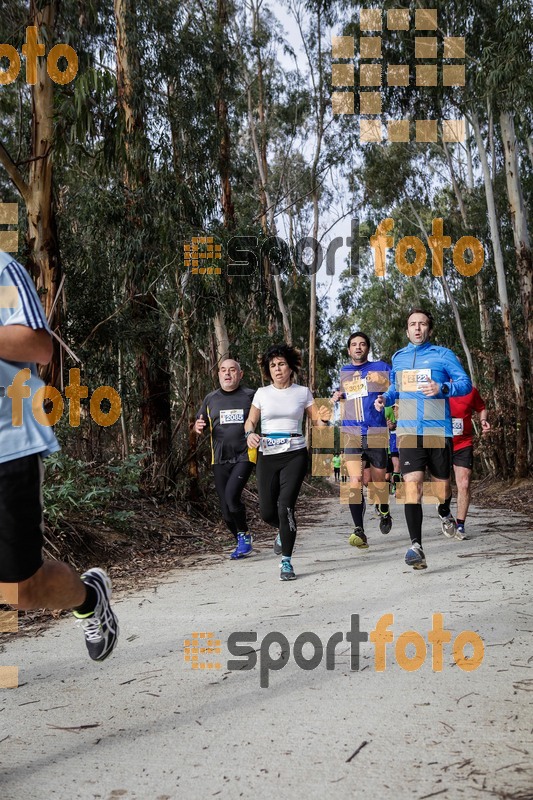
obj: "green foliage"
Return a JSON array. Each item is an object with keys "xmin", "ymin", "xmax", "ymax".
[{"xmin": 42, "ymin": 453, "xmax": 143, "ymax": 529}]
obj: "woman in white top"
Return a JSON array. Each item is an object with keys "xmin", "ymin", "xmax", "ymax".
[{"xmin": 244, "ymin": 344, "xmax": 325, "ymax": 581}]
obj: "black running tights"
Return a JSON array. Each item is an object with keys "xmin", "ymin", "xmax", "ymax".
[
  {"xmin": 256, "ymin": 448, "xmax": 309, "ymax": 557},
  {"xmin": 212, "ymin": 461, "xmax": 254, "ymax": 539}
]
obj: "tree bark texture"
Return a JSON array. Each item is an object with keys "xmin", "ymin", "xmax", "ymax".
[
  {"xmin": 500, "ymin": 112, "xmax": 533, "ymax": 385},
  {"xmin": 114, "ymin": 0, "xmax": 173, "ymax": 492},
  {"xmin": 472, "ymin": 111, "xmax": 528, "ymax": 477}
]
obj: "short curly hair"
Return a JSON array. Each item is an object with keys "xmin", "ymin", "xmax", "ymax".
[{"xmin": 259, "ymin": 343, "xmax": 302, "ymax": 381}]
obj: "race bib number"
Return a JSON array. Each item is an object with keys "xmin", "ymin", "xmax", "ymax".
[
  {"xmin": 261, "ymin": 436, "xmax": 291, "ymax": 455},
  {"xmin": 452, "ymin": 417, "xmax": 464, "ymax": 436},
  {"xmin": 344, "ymin": 376, "xmax": 368, "ymax": 400},
  {"xmin": 400, "ymin": 369, "xmax": 432, "ymax": 391},
  {"xmin": 220, "ymin": 409, "xmax": 244, "ymax": 424}
]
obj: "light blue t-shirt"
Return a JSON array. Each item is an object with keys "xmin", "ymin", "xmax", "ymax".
[{"xmin": 0, "ymin": 251, "xmax": 60, "ymax": 464}]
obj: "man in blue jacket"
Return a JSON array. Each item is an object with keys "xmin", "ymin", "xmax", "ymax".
[{"xmin": 375, "ymin": 308, "xmax": 472, "ymax": 570}]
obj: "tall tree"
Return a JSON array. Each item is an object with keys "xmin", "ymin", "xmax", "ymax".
[
  {"xmin": 0, "ymin": 1, "xmax": 62, "ymax": 387},
  {"xmin": 114, "ymin": 0, "xmax": 173, "ymax": 490}
]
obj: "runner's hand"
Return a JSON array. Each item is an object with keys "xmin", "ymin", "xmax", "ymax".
[
  {"xmin": 332, "ymin": 390, "xmax": 341, "ymax": 403},
  {"xmin": 421, "ymin": 379, "xmax": 440, "ymax": 397},
  {"xmin": 317, "ymin": 403, "xmax": 332, "ymax": 423},
  {"xmin": 481, "ymin": 419, "xmax": 491, "ymax": 433},
  {"xmin": 194, "ymin": 415, "xmax": 206, "ymax": 434},
  {"xmin": 374, "ymin": 394, "xmax": 385, "ymax": 411},
  {"xmin": 247, "ymin": 432, "xmax": 261, "ymax": 449}
]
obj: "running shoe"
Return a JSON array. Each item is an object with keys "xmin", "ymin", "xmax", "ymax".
[
  {"xmin": 279, "ymin": 558, "xmax": 296, "ymax": 581},
  {"xmin": 348, "ymin": 527, "xmax": 369, "ymax": 549},
  {"xmin": 437, "ymin": 506, "xmax": 457, "ymax": 538},
  {"xmin": 73, "ymin": 568, "xmax": 119, "ymax": 662},
  {"xmin": 273, "ymin": 532, "xmax": 282, "ymax": 555},
  {"xmin": 379, "ymin": 512, "xmax": 393, "ymax": 535},
  {"xmin": 455, "ymin": 524, "xmax": 467, "ymax": 540},
  {"xmin": 405, "ymin": 543, "xmax": 427, "ymax": 570},
  {"xmin": 230, "ymin": 533, "xmax": 253, "ymax": 559},
  {"xmin": 376, "ymin": 504, "xmax": 392, "ymax": 533}
]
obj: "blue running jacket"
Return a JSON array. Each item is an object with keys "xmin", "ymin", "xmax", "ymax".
[{"xmin": 381, "ymin": 341, "xmax": 472, "ymax": 438}]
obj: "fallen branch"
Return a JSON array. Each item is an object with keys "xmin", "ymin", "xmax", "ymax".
[{"xmin": 346, "ymin": 740, "xmax": 369, "ymax": 763}]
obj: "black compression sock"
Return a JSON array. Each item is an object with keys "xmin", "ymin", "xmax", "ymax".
[
  {"xmin": 74, "ymin": 584, "xmax": 98, "ymax": 615},
  {"xmin": 437, "ymin": 496, "xmax": 452, "ymax": 517},
  {"xmin": 404, "ymin": 504, "xmax": 423, "ymax": 546}
]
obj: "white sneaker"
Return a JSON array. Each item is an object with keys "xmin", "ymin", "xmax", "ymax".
[{"xmin": 436, "ymin": 506, "xmax": 457, "ymax": 538}]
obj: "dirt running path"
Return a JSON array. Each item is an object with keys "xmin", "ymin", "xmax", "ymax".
[{"xmin": 1, "ymin": 498, "xmax": 532, "ymax": 799}]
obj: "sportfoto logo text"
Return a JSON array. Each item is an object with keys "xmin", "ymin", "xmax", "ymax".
[
  {"xmin": 184, "ymin": 218, "xmax": 483, "ymax": 279},
  {"xmin": 184, "ymin": 614, "xmax": 485, "ymax": 688}
]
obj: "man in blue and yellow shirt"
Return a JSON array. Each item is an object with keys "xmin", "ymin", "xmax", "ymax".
[
  {"xmin": 0, "ymin": 251, "xmax": 118, "ymax": 662},
  {"xmin": 334, "ymin": 331, "xmax": 392, "ymax": 548}
]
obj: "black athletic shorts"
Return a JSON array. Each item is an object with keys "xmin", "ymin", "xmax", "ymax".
[
  {"xmin": 0, "ymin": 454, "xmax": 44, "ymax": 583},
  {"xmin": 399, "ymin": 436, "xmax": 453, "ymax": 480},
  {"xmin": 345, "ymin": 436, "xmax": 388, "ymax": 470},
  {"xmin": 453, "ymin": 445, "xmax": 474, "ymax": 470}
]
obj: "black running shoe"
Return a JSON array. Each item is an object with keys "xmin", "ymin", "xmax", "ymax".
[
  {"xmin": 73, "ymin": 568, "xmax": 119, "ymax": 661},
  {"xmin": 379, "ymin": 513, "xmax": 393, "ymax": 535}
]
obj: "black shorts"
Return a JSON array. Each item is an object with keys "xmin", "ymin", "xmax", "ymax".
[
  {"xmin": 345, "ymin": 439, "xmax": 388, "ymax": 470},
  {"xmin": 453, "ymin": 445, "xmax": 474, "ymax": 470},
  {"xmin": 0, "ymin": 454, "xmax": 44, "ymax": 583},
  {"xmin": 399, "ymin": 436, "xmax": 453, "ymax": 480}
]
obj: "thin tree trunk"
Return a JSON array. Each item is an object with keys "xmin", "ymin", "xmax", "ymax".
[
  {"xmin": 500, "ymin": 111, "xmax": 533, "ymax": 384},
  {"xmin": 246, "ymin": 78, "xmax": 292, "ymax": 343},
  {"xmin": 114, "ymin": 0, "xmax": 173, "ymax": 492},
  {"xmin": 308, "ymin": 4, "xmax": 325, "ymax": 394},
  {"xmin": 215, "ymin": 0, "xmax": 235, "ymax": 230},
  {"xmin": 408, "ymin": 199, "xmax": 475, "ymax": 380},
  {"xmin": 213, "ymin": 310, "xmax": 230, "ymax": 363},
  {"xmin": 0, "ymin": 2, "xmax": 62, "ymax": 388},
  {"xmin": 472, "ymin": 110, "xmax": 528, "ymax": 477}
]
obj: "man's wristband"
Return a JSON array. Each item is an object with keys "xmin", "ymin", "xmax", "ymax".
[{"xmin": 245, "ymin": 430, "xmax": 254, "ymax": 438}]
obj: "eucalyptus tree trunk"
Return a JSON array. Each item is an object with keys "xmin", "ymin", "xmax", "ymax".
[
  {"xmin": 213, "ymin": 311, "xmax": 230, "ymax": 363},
  {"xmin": 471, "ymin": 111, "xmax": 528, "ymax": 477},
  {"xmin": 408, "ymin": 198, "xmax": 475, "ymax": 381},
  {"xmin": 500, "ymin": 112, "xmax": 533, "ymax": 384},
  {"xmin": 247, "ymin": 0, "xmax": 292, "ymax": 343},
  {"xmin": 114, "ymin": 0, "xmax": 173, "ymax": 491},
  {"xmin": 307, "ymin": 3, "xmax": 325, "ymax": 393},
  {"xmin": 0, "ymin": 1, "xmax": 61, "ymax": 388}
]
